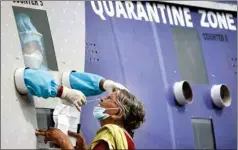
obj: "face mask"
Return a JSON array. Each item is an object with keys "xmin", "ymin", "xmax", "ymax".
[{"xmin": 93, "ymin": 106, "xmax": 119, "ymax": 120}]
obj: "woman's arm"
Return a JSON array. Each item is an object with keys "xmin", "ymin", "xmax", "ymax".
[
  {"xmin": 93, "ymin": 141, "xmax": 109, "ymax": 150},
  {"xmin": 68, "ymin": 130, "xmax": 109, "ymax": 150}
]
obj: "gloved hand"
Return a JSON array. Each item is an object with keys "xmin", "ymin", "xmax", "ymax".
[
  {"xmin": 103, "ymin": 80, "xmax": 129, "ymax": 94},
  {"xmin": 60, "ymin": 86, "xmax": 87, "ymax": 111},
  {"xmin": 23, "ymin": 51, "xmax": 43, "ymax": 69}
]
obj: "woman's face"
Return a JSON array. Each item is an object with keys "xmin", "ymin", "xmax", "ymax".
[
  {"xmin": 98, "ymin": 91, "xmax": 123, "ymax": 127},
  {"xmin": 99, "ymin": 92, "xmax": 119, "ymax": 116}
]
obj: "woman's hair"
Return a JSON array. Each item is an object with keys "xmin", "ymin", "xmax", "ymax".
[{"xmin": 115, "ymin": 89, "xmax": 145, "ymax": 138}]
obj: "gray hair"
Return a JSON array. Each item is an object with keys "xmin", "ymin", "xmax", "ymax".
[{"xmin": 115, "ymin": 89, "xmax": 145, "ymax": 137}]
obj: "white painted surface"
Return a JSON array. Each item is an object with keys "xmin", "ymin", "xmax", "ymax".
[
  {"xmin": 1, "ymin": 1, "xmax": 85, "ymax": 149},
  {"xmin": 163, "ymin": 1, "xmax": 237, "ymax": 12}
]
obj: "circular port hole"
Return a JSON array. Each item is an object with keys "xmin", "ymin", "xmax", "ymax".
[
  {"xmin": 182, "ymin": 81, "xmax": 193, "ymax": 103},
  {"xmin": 220, "ymin": 85, "xmax": 231, "ymax": 106}
]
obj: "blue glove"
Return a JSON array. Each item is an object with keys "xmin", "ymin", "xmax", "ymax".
[
  {"xmin": 24, "ymin": 68, "xmax": 59, "ymax": 98},
  {"xmin": 69, "ymin": 72, "xmax": 105, "ymax": 97}
]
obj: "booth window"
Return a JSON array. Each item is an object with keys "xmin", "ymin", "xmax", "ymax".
[
  {"xmin": 172, "ymin": 27, "xmax": 208, "ymax": 84},
  {"xmin": 191, "ymin": 118, "xmax": 216, "ymax": 149},
  {"xmin": 12, "ymin": 6, "xmax": 58, "ymax": 71}
]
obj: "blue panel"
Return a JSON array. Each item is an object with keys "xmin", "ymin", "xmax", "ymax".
[
  {"xmin": 84, "ymin": 1, "xmax": 237, "ymax": 149},
  {"xmin": 110, "ymin": 17, "xmax": 172, "ymax": 149},
  {"xmin": 82, "ymin": 2, "xmax": 126, "ymax": 144}
]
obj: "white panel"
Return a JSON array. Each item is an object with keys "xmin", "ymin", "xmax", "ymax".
[
  {"xmin": 164, "ymin": 1, "xmax": 237, "ymax": 12},
  {"xmin": 1, "ymin": 1, "xmax": 85, "ymax": 149}
]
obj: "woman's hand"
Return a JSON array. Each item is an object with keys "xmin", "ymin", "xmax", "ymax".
[
  {"xmin": 68, "ymin": 130, "xmax": 87, "ymax": 150},
  {"xmin": 35, "ymin": 127, "xmax": 74, "ymax": 149}
]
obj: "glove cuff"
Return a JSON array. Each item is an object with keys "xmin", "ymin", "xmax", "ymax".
[
  {"xmin": 60, "ymin": 86, "xmax": 69, "ymax": 99},
  {"xmin": 99, "ymin": 79, "xmax": 106, "ymax": 91},
  {"xmin": 62, "ymin": 71, "xmax": 74, "ymax": 89},
  {"xmin": 14, "ymin": 68, "xmax": 28, "ymax": 95},
  {"xmin": 56, "ymin": 85, "xmax": 64, "ymax": 97}
]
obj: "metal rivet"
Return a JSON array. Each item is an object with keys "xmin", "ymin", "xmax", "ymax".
[
  {"xmin": 212, "ymin": 74, "xmax": 215, "ymax": 77},
  {"xmin": 71, "ymin": 20, "xmax": 74, "ymax": 24},
  {"xmin": 52, "ymin": 9, "xmax": 55, "ymax": 12},
  {"xmin": 65, "ymin": 39, "xmax": 68, "ymax": 43},
  {"xmin": 174, "ymin": 71, "xmax": 176, "ymax": 73}
]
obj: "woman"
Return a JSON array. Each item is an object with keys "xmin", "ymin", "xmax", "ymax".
[
  {"xmin": 18, "ymin": 68, "xmax": 145, "ymax": 149},
  {"xmin": 36, "ymin": 89, "xmax": 145, "ymax": 150},
  {"xmin": 69, "ymin": 89, "xmax": 145, "ymax": 150}
]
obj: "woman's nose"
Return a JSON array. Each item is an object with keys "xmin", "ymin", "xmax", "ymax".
[{"xmin": 100, "ymin": 98, "xmax": 103, "ymax": 102}]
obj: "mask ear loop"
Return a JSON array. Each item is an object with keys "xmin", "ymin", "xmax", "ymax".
[{"xmin": 105, "ymin": 107, "xmax": 123, "ymax": 119}]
